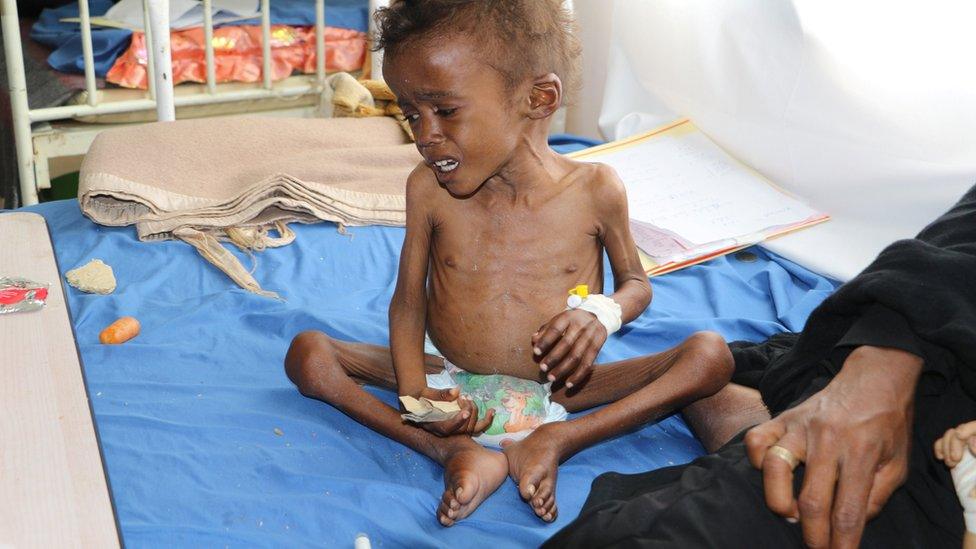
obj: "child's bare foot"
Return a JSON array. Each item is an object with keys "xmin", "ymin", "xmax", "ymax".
[
  {"xmin": 502, "ymin": 423, "xmax": 566, "ymax": 522},
  {"xmin": 437, "ymin": 439, "xmax": 509, "ymax": 526}
]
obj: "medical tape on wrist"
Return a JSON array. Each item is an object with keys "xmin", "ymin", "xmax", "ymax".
[
  {"xmin": 952, "ymin": 451, "xmax": 976, "ymax": 532},
  {"xmin": 566, "ymin": 289, "xmax": 622, "ymax": 335}
]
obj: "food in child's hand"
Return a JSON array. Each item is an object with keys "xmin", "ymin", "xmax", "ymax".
[
  {"xmin": 399, "ymin": 395, "xmax": 461, "ymax": 423},
  {"xmin": 99, "ymin": 316, "xmax": 140, "ymax": 344}
]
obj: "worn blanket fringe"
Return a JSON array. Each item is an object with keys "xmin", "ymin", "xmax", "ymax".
[{"xmin": 173, "ymin": 226, "xmax": 283, "ymax": 299}]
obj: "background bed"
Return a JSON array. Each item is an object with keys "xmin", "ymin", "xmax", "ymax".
[
  {"xmin": 22, "ymin": 193, "xmax": 835, "ymax": 546},
  {"xmin": 1, "ymin": 0, "xmax": 371, "ymax": 208}
]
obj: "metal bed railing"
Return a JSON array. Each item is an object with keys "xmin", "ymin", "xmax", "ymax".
[{"xmin": 2, "ymin": 0, "xmax": 354, "ymax": 206}]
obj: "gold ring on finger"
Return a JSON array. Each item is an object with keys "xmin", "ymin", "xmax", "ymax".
[{"xmin": 767, "ymin": 444, "xmax": 801, "ymax": 471}]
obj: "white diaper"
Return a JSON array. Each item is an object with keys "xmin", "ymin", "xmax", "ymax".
[{"xmin": 423, "ymin": 335, "xmax": 568, "ymax": 449}]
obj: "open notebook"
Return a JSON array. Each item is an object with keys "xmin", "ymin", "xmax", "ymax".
[{"xmin": 570, "ymin": 119, "xmax": 829, "ymax": 276}]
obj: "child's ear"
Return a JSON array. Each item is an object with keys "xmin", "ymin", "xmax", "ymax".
[{"xmin": 527, "ymin": 73, "xmax": 562, "ymax": 120}]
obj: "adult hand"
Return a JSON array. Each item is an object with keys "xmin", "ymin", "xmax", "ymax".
[
  {"xmin": 412, "ymin": 386, "xmax": 495, "ymax": 437},
  {"xmin": 744, "ymin": 345, "xmax": 923, "ymax": 548},
  {"xmin": 532, "ymin": 309, "xmax": 608, "ymax": 388}
]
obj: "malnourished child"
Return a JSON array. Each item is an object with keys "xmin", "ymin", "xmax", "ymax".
[{"xmin": 286, "ymin": 0, "xmax": 739, "ymax": 526}]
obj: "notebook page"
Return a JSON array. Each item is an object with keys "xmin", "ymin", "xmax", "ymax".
[
  {"xmin": 629, "ymin": 221, "xmax": 689, "ymax": 262},
  {"xmin": 582, "ymin": 122, "xmax": 821, "ymax": 246}
]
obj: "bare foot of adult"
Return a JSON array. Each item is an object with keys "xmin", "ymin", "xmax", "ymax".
[
  {"xmin": 437, "ymin": 438, "xmax": 509, "ymax": 526},
  {"xmin": 502, "ymin": 423, "xmax": 566, "ymax": 522}
]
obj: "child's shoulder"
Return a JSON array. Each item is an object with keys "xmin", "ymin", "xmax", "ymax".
[
  {"xmin": 566, "ymin": 159, "xmax": 627, "ymax": 205},
  {"xmin": 404, "ymin": 162, "xmax": 441, "ymax": 201}
]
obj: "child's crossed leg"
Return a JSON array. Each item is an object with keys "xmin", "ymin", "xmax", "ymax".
[{"xmin": 285, "ymin": 330, "xmax": 738, "ymax": 525}]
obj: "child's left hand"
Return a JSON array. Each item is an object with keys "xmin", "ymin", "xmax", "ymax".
[
  {"xmin": 935, "ymin": 420, "xmax": 976, "ymax": 468},
  {"xmin": 532, "ymin": 309, "xmax": 608, "ymax": 388},
  {"xmin": 934, "ymin": 420, "xmax": 976, "ymax": 534}
]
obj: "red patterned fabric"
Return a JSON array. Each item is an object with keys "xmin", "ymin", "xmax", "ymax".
[{"xmin": 106, "ymin": 25, "xmax": 366, "ymax": 89}]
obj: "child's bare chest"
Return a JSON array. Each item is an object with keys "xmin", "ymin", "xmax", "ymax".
[{"xmin": 430, "ymin": 208, "xmax": 602, "ymax": 286}]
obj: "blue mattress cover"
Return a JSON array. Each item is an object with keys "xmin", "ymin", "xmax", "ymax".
[
  {"xmin": 19, "ymin": 197, "xmax": 835, "ymax": 547},
  {"xmin": 31, "ymin": 0, "xmax": 369, "ymax": 76}
]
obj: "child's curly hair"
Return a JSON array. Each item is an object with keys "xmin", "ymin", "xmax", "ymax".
[{"xmin": 373, "ymin": 0, "xmax": 582, "ymax": 102}]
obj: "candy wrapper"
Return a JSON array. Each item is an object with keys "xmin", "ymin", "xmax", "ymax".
[{"xmin": 0, "ymin": 277, "xmax": 49, "ymax": 314}]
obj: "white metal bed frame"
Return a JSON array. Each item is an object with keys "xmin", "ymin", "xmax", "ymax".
[{"xmin": 2, "ymin": 0, "xmax": 390, "ymax": 207}]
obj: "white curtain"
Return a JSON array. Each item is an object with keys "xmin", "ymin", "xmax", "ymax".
[{"xmin": 570, "ymin": 0, "xmax": 976, "ymax": 280}]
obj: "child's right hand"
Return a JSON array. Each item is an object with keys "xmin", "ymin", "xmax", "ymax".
[
  {"xmin": 417, "ymin": 386, "xmax": 495, "ymax": 437},
  {"xmin": 935, "ymin": 421, "xmax": 976, "ymax": 468}
]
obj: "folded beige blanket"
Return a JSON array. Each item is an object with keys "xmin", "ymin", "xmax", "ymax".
[{"xmin": 79, "ymin": 115, "xmax": 420, "ymax": 297}]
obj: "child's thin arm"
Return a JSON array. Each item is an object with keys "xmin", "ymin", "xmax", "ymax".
[
  {"xmin": 389, "ymin": 169, "xmax": 435, "ymax": 398},
  {"xmin": 390, "ymin": 169, "xmax": 493, "ymax": 436},
  {"xmin": 597, "ymin": 168, "xmax": 652, "ymax": 322}
]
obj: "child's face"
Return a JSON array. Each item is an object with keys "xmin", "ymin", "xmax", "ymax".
[{"xmin": 384, "ymin": 34, "xmax": 525, "ymax": 196}]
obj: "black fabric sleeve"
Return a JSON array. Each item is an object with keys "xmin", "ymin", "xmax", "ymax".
[
  {"xmin": 757, "ymin": 182, "xmax": 976, "ymax": 413},
  {"xmin": 834, "ymin": 303, "xmax": 922, "ymax": 357}
]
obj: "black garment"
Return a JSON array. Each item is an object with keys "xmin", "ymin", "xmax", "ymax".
[{"xmin": 547, "ymin": 183, "xmax": 976, "ymax": 548}]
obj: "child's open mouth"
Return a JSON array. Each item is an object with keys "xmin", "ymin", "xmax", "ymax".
[{"xmin": 432, "ymin": 158, "xmax": 459, "ymax": 173}]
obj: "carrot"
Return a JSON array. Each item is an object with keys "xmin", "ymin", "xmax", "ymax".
[{"xmin": 99, "ymin": 316, "xmax": 140, "ymax": 344}]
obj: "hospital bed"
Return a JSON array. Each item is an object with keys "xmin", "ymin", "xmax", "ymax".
[
  {"xmin": 14, "ymin": 197, "xmax": 836, "ymax": 546},
  {"xmin": 1, "ymin": 1, "xmax": 846, "ymax": 546},
  {"xmin": 1, "ymin": 0, "xmax": 373, "ymax": 208}
]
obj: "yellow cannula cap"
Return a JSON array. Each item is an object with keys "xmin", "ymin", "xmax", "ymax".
[{"xmin": 568, "ymin": 285, "xmax": 589, "ymax": 298}]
